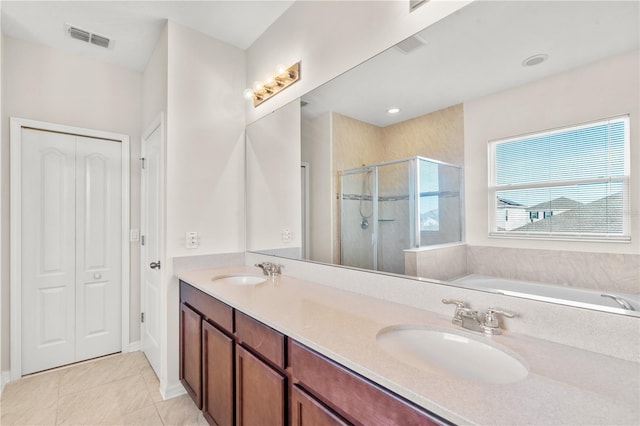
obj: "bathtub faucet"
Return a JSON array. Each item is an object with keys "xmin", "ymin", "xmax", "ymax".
[
  {"xmin": 442, "ymin": 299, "xmax": 517, "ymax": 335},
  {"xmin": 601, "ymin": 293, "xmax": 635, "ymax": 311}
]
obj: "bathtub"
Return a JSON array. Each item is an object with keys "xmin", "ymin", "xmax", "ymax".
[{"xmin": 451, "ymin": 274, "xmax": 640, "ymax": 314}]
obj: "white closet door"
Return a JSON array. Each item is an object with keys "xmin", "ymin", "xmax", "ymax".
[
  {"xmin": 21, "ymin": 129, "xmax": 77, "ymax": 374},
  {"xmin": 75, "ymin": 136, "xmax": 122, "ymax": 360},
  {"xmin": 21, "ymin": 129, "xmax": 123, "ymax": 375}
]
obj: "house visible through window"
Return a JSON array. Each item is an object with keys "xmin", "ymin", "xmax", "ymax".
[{"xmin": 489, "ymin": 115, "xmax": 630, "ymax": 240}]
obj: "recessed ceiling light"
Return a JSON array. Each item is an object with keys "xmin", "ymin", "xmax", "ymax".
[
  {"xmin": 522, "ymin": 54, "xmax": 549, "ymax": 67},
  {"xmin": 387, "ymin": 107, "xmax": 400, "ymax": 114}
]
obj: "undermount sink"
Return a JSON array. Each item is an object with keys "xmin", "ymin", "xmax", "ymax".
[
  {"xmin": 211, "ymin": 275, "xmax": 267, "ymax": 286},
  {"xmin": 376, "ymin": 325, "xmax": 528, "ymax": 384}
]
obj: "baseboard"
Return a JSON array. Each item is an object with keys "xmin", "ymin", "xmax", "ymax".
[
  {"xmin": 1, "ymin": 370, "xmax": 11, "ymax": 394},
  {"xmin": 125, "ymin": 341, "xmax": 141, "ymax": 352},
  {"xmin": 160, "ymin": 381, "xmax": 187, "ymax": 400}
]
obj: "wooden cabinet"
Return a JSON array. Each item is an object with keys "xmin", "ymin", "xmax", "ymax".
[
  {"xmin": 179, "ymin": 302, "xmax": 202, "ymax": 408},
  {"xmin": 179, "ymin": 281, "xmax": 288, "ymax": 426},
  {"xmin": 179, "ymin": 280, "xmax": 449, "ymax": 426},
  {"xmin": 291, "ymin": 385, "xmax": 350, "ymax": 426},
  {"xmin": 290, "ymin": 341, "xmax": 448, "ymax": 426},
  {"xmin": 202, "ymin": 320, "xmax": 234, "ymax": 426},
  {"xmin": 236, "ymin": 310, "xmax": 286, "ymax": 369},
  {"xmin": 180, "ymin": 282, "xmax": 235, "ymax": 420},
  {"xmin": 236, "ymin": 345, "xmax": 286, "ymax": 426}
]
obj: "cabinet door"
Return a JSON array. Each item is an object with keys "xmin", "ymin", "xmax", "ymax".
[
  {"xmin": 236, "ymin": 345, "xmax": 286, "ymax": 426},
  {"xmin": 291, "ymin": 385, "xmax": 350, "ymax": 426},
  {"xmin": 180, "ymin": 303, "xmax": 202, "ymax": 408},
  {"xmin": 202, "ymin": 321, "xmax": 234, "ymax": 426}
]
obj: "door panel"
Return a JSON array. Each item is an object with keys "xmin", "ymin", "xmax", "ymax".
[
  {"xmin": 21, "ymin": 129, "xmax": 76, "ymax": 374},
  {"xmin": 236, "ymin": 346, "xmax": 286, "ymax": 426},
  {"xmin": 141, "ymin": 122, "xmax": 163, "ymax": 375},
  {"xmin": 180, "ymin": 303, "xmax": 202, "ymax": 408},
  {"xmin": 82, "ymin": 281, "xmax": 108, "ymax": 336},
  {"xmin": 75, "ymin": 136, "xmax": 122, "ymax": 360},
  {"xmin": 21, "ymin": 128, "xmax": 123, "ymax": 375},
  {"xmin": 38, "ymin": 286, "xmax": 69, "ymax": 346},
  {"xmin": 202, "ymin": 321, "xmax": 234, "ymax": 426}
]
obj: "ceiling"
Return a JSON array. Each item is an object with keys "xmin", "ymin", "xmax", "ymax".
[
  {"xmin": 1, "ymin": 1, "xmax": 295, "ymax": 71},
  {"xmin": 302, "ymin": 0, "xmax": 640, "ymax": 127}
]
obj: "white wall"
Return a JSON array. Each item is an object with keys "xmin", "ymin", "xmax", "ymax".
[
  {"xmin": 162, "ymin": 21, "xmax": 246, "ymax": 394},
  {"xmin": 245, "ymin": 0, "xmax": 471, "ymax": 125},
  {"xmin": 1, "ymin": 36, "xmax": 143, "ymax": 372},
  {"xmin": 464, "ymin": 50, "xmax": 640, "ymax": 255},
  {"xmin": 143, "ymin": 25, "xmax": 168, "ymax": 129},
  {"xmin": 166, "ymin": 22, "xmax": 246, "ymax": 258}
]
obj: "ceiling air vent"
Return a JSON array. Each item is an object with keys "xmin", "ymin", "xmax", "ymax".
[
  {"xmin": 67, "ymin": 26, "xmax": 90, "ymax": 43},
  {"xmin": 65, "ymin": 24, "xmax": 112, "ymax": 49},
  {"xmin": 90, "ymin": 34, "xmax": 111, "ymax": 48}
]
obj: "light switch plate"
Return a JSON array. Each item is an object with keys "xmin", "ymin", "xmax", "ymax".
[
  {"xmin": 186, "ymin": 231, "xmax": 198, "ymax": 248},
  {"xmin": 282, "ymin": 228, "xmax": 292, "ymax": 243}
]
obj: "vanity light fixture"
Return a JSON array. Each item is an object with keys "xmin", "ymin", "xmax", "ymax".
[
  {"xmin": 244, "ymin": 62, "xmax": 301, "ymax": 107},
  {"xmin": 387, "ymin": 107, "xmax": 400, "ymax": 114}
]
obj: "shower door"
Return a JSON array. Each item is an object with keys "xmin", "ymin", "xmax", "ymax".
[
  {"xmin": 340, "ymin": 168, "xmax": 377, "ymax": 270},
  {"xmin": 377, "ymin": 161, "xmax": 413, "ymax": 274}
]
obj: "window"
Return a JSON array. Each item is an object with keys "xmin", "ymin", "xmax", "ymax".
[{"xmin": 489, "ymin": 116, "xmax": 630, "ymax": 240}]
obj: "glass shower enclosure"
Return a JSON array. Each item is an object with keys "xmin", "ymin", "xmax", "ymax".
[{"xmin": 340, "ymin": 156, "xmax": 462, "ymax": 274}]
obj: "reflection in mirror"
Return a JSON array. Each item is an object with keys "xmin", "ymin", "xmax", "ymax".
[
  {"xmin": 247, "ymin": 0, "xmax": 640, "ymax": 316},
  {"xmin": 339, "ymin": 157, "xmax": 462, "ymax": 274},
  {"xmin": 246, "ymin": 100, "xmax": 302, "ymax": 257}
]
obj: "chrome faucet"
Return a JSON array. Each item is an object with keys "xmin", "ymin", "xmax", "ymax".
[
  {"xmin": 601, "ymin": 293, "xmax": 635, "ymax": 311},
  {"xmin": 441, "ymin": 299, "xmax": 467, "ymax": 326},
  {"xmin": 255, "ymin": 262, "xmax": 283, "ymax": 276},
  {"xmin": 442, "ymin": 299, "xmax": 516, "ymax": 335}
]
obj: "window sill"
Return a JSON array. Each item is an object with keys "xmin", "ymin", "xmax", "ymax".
[{"xmin": 489, "ymin": 232, "xmax": 631, "ymax": 243}]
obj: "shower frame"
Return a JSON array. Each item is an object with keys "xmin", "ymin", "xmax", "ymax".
[{"xmin": 339, "ymin": 156, "xmax": 462, "ymax": 271}]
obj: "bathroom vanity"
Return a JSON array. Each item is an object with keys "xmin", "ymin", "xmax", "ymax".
[
  {"xmin": 177, "ymin": 265, "xmax": 640, "ymax": 425},
  {"xmin": 179, "ymin": 279, "xmax": 444, "ymax": 425}
]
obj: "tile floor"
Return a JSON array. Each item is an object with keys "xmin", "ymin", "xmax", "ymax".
[{"xmin": 0, "ymin": 352, "xmax": 207, "ymax": 425}]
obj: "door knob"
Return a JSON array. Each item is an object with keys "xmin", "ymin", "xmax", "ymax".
[{"xmin": 150, "ymin": 261, "xmax": 161, "ymax": 270}]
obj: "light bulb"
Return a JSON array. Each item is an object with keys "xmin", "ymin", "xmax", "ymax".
[
  {"xmin": 275, "ymin": 63, "xmax": 287, "ymax": 77},
  {"xmin": 253, "ymin": 81, "xmax": 263, "ymax": 91},
  {"xmin": 243, "ymin": 88, "xmax": 254, "ymax": 100},
  {"xmin": 387, "ymin": 107, "xmax": 400, "ymax": 114}
]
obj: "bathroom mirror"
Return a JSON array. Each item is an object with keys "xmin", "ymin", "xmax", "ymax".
[{"xmin": 246, "ymin": 0, "xmax": 640, "ymax": 317}]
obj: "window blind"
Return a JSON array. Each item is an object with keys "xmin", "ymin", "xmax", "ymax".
[{"xmin": 489, "ymin": 116, "xmax": 630, "ymax": 239}]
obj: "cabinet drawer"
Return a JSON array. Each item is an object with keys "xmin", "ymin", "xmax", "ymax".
[
  {"xmin": 291, "ymin": 341, "xmax": 446, "ymax": 426},
  {"xmin": 235, "ymin": 311, "xmax": 286, "ymax": 369},
  {"xmin": 180, "ymin": 281, "xmax": 233, "ymax": 333}
]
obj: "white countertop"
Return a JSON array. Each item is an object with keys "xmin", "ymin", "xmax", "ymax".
[{"xmin": 177, "ymin": 265, "xmax": 640, "ymax": 425}]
